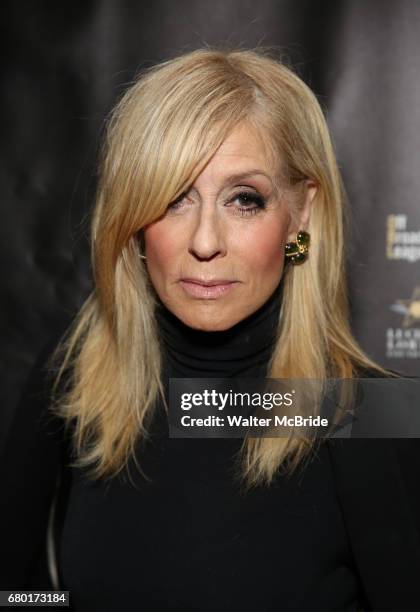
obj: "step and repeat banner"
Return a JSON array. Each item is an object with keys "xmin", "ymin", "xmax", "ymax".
[
  {"xmin": 1, "ymin": 0, "xmax": 419, "ymax": 444},
  {"xmin": 327, "ymin": 1, "xmax": 420, "ymax": 375}
]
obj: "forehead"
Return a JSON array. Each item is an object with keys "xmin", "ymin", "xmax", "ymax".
[
  {"xmin": 206, "ymin": 121, "xmax": 274, "ymax": 172},
  {"xmin": 212, "ymin": 123, "xmax": 269, "ymax": 167}
]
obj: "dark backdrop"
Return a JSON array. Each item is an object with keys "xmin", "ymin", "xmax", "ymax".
[{"xmin": 1, "ymin": 0, "xmax": 420, "ymax": 448}]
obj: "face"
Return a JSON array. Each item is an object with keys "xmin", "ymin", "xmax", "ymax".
[{"xmin": 143, "ymin": 121, "xmax": 316, "ymax": 331}]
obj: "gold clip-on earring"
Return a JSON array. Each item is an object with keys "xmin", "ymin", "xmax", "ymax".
[{"xmin": 285, "ymin": 230, "xmax": 310, "ymax": 265}]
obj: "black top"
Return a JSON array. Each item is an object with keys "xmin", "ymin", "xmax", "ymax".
[{"xmin": 0, "ymin": 281, "xmax": 373, "ymax": 611}]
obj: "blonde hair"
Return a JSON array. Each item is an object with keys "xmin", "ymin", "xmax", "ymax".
[{"xmin": 48, "ymin": 46, "xmax": 390, "ymax": 489}]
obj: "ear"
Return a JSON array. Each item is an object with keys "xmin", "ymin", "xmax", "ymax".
[{"xmin": 286, "ymin": 179, "xmax": 318, "ymax": 242}]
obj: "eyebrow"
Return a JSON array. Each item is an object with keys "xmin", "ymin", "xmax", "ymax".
[
  {"xmin": 187, "ymin": 170, "xmax": 274, "ymax": 195},
  {"xmin": 223, "ymin": 170, "xmax": 274, "ymax": 186}
]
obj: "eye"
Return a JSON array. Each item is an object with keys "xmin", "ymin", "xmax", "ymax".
[
  {"xmin": 230, "ymin": 190, "xmax": 266, "ymax": 216},
  {"xmin": 166, "ymin": 189, "xmax": 267, "ymax": 216},
  {"xmin": 167, "ymin": 192, "xmax": 189, "ymax": 211}
]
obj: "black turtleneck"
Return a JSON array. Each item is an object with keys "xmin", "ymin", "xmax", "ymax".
[{"xmin": 52, "ymin": 278, "xmax": 367, "ymax": 612}]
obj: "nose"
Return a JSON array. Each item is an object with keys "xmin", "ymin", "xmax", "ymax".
[{"xmin": 188, "ymin": 203, "xmax": 226, "ymax": 261}]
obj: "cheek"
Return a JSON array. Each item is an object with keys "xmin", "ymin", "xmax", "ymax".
[
  {"xmin": 143, "ymin": 223, "xmax": 181, "ymax": 279},
  {"xmin": 237, "ymin": 219, "xmax": 288, "ymax": 274}
]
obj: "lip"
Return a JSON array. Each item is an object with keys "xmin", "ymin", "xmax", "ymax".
[{"xmin": 179, "ymin": 279, "xmax": 238, "ymax": 299}]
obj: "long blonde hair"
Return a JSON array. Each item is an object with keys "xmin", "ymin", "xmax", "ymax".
[{"xmin": 48, "ymin": 46, "xmax": 390, "ymax": 489}]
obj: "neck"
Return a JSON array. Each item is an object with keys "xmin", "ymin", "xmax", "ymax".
[{"xmin": 155, "ymin": 279, "xmax": 284, "ymax": 378}]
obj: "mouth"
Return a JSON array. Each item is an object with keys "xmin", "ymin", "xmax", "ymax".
[{"xmin": 179, "ymin": 278, "xmax": 238, "ymax": 299}]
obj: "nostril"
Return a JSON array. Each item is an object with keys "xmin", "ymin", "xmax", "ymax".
[{"xmin": 188, "ymin": 247, "xmax": 224, "ymax": 262}]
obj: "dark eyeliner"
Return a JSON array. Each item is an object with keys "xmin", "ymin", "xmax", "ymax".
[
  {"xmin": 233, "ymin": 190, "xmax": 267, "ymax": 215},
  {"xmin": 237, "ymin": 191, "xmax": 266, "ymax": 206},
  {"xmin": 167, "ymin": 191, "xmax": 188, "ymax": 210}
]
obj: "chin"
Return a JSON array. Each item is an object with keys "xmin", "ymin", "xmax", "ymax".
[
  {"xmin": 178, "ymin": 306, "xmax": 240, "ymax": 332},
  {"xmin": 191, "ymin": 320, "xmax": 234, "ymax": 332}
]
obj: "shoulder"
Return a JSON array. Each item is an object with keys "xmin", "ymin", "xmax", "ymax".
[{"xmin": 327, "ymin": 362, "xmax": 420, "ymax": 510}]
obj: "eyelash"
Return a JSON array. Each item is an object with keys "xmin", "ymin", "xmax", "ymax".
[{"xmin": 168, "ymin": 191, "xmax": 266, "ymax": 217}]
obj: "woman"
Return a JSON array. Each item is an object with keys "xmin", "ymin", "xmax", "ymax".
[{"xmin": 1, "ymin": 47, "xmax": 419, "ymax": 612}]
